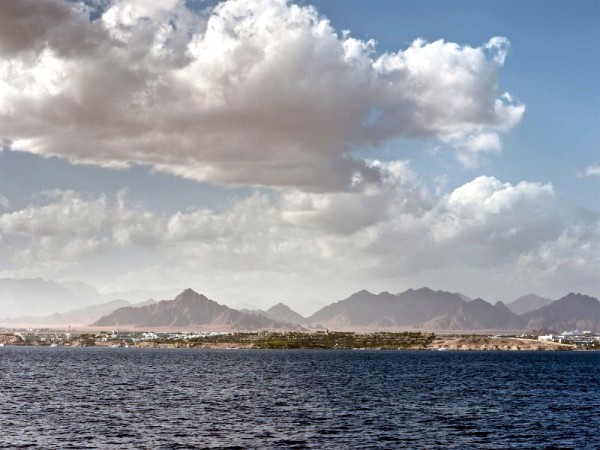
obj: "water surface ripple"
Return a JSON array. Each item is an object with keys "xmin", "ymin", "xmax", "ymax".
[{"xmin": 1, "ymin": 348, "xmax": 599, "ymax": 449}]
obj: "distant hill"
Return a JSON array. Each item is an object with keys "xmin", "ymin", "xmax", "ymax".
[
  {"xmin": 99, "ymin": 288, "xmax": 180, "ymax": 305},
  {"xmin": 2, "ymin": 299, "xmax": 131, "ymax": 327},
  {"xmin": 507, "ymin": 294, "xmax": 554, "ymax": 315},
  {"xmin": 0, "ymin": 278, "xmax": 100, "ymax": 317},
  {"xmin": 519, "ymin": 293, "xmax": 600, "ymax": 333},
  {"xmin": 309, "ymin": 290, "xmax": 392, "ymax": 327},
  {"xmin": 92, "ymin": 289, "xmax": 304, "ymax": 331},
  {"xmin": 307, "ymin": 288, "xmax": 600, "ymax": 332},
  {"xmin": 309, "ymin": 288, "xmax": 471, "ymax": 329},
  {"xmin": 266, "ymin": 303, "xmax": 308, "ymax": 326},
  {"xmin": 418, "ymin": 299, "xmax": 517, "ymax": 330}
]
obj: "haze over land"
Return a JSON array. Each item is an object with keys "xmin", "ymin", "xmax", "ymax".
[
  {"xmin": 2, "ymin": 281, "xmax": 599, "ymax": 334},
  {"xmin": 90, "ymin": 288, "xmax": 600, "ymax": 333},
  {"xmin": 0, "ymin": 0, "xmax": 598, "ymax": 313}
]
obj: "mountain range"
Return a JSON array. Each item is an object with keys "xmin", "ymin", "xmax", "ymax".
[
  {"xmin": 0, "ymin": 277, "xmax": 179, "ymax": 318},
  {"xmin": 88, "ymin": 287, "xmax": 600, "ymax": 333},
  {"xmin": 1, "ymin": 299, "xmax": 159, "ymax": 328},
  {"xmin": 305, "ymin": 288, "xmax": 518, "ymax": 330},
  {"xmin": 92, "ymin": 289, "xmax": 304, "ymax": 331},
  {"xmin": 1, "ymin": 277, "xmax": 598, "ymax": 332},
  {"xmin": 518, "ymin": 293, "xmax": 600, "ymax": 332},
  {"xmin": 302, "ymin": 288, "xmax": 600, "ymax": 332}
]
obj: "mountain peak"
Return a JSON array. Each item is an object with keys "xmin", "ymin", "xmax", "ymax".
[
  {"xmin": 559, "ymin": 293, "xmax": 598, "ymax": 303},
  {"xmin": 344, "ymin": 289, "xmax": 375, "ymax": 301},
  {"xmin": 416, "ymin": 287, "xmax": 434, "ymax": 293},
  {"xmin": 402, "ymin": 287, "xmax": 435, "ymax": 295},
  {"xmin": 266, "ymin": 303, "xmax": 307, "ymax": 325},
  {"xmin": 269, "ymin": 302, "xmax": 289, "ymax": 310},
  {"xmin": 521, "ymin": 293, "xmax": 600, "ymax": 332},
  {"xmin": 470, "ymin": 298, "xmax": 490, "ymax": 305},
  {"xmin": 267, "ymin": 303, "xmax": 294, "ymax": 315},
  {"xmin": 566, "ymin": 292, "xmax": 585, "ymax": 298},
  {"xmin": 180, "ymin": 288, "xmax": 199, "ymax": 296},
  {"xmin": 174, "ymin": 288, "xmax": 207, "ymax": 300}
]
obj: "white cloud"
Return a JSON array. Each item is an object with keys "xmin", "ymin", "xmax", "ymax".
[
  {"xmin": 1, "ymin": 168, "xmax": 596, "ymax": 304},
  {"xmin": 453, "ymin": 133, "xmax": 502, "ymax": 168},
  {"xmin": 579, "ymin": 164, "xmax": 600, "ymax": 178},
  {"xmin": 0, "ymin": 190, "xmax": 107, "ymax": 237},
  {"xmin": 0, "ymin": 195, "xmax": 9, "ymax": 209},
  {"xmin": 0, "ymin": 0, "xmax": 524, "ymax": 190},
  {"xmin": 431, "ymin": 176, "xmax": 555, "ymax": 240},
  {"xmin": 513, "ymin": 222, "xmax": 600, "ymax": 295}
]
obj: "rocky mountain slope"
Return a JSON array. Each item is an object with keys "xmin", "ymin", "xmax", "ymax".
[
  {"xmin": 266, "ymin": 303, "xmax": 308, "ymax": 326},
  {"xmin": 307, "ymin": 288, "xmax": 599, "ymax": 332},
  {"xmin": 93, "ymin": 289, "xmax": 304, "ymax": 331},
  {"xmin": 519, "ymin": 293, "xmax": 600, "ymax": 332},
  {"xmin": 309, "ymin": 288, "xmax": 481, "ymax": 329}
]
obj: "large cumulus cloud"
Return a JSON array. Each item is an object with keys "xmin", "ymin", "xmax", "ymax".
[{"xmin": 0, "ymin": 0, "xmax": 524, "ymax": 190}]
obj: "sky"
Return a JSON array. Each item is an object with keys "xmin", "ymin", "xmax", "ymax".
[{"xmin": 0, "ymin": 0, "xmax": 598, "ymax": 313}]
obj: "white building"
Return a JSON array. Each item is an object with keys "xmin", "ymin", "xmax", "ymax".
[{"xmin": 538, "ymin": 335, "xmax": 555, "ymax": 341}]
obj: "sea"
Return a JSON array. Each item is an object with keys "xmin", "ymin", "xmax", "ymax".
[{"xmin": 1, "ymin": 348, "xmax": 599, "ymax": 449}]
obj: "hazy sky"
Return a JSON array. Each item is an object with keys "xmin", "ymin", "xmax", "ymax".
[{"xmin": 0, "ymin": 0, "xmax": 598, "ymax": 311}]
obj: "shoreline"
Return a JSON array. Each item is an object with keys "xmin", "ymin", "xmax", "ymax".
[
  {"xmin": 1, "ymin": 336, "xmax": 582, "ymax": 351},
  {"xmin": 3, "ymin": 328, "xmax": 597, "ymax": 350}
]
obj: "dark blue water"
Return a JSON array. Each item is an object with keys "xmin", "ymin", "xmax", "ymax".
[{"xmin": 0, "ymin": 348, "xmax": 598, "ymax": 449}]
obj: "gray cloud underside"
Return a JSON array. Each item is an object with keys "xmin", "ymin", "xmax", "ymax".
[{"xmin": 0, "ymin": 0, "xmax": 524, "ymax": 190}]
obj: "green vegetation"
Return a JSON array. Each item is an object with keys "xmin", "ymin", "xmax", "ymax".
[
  {"xmin": 153, "ymin": 331, "xmax": 435, "ymax": 349},
  {"xmin": 77, "ymin": 334, "xmax": 96, "ymax": 346},
  {"xmin": 253, "ymin": 331, "xmax": 435, "ymax": 349}
]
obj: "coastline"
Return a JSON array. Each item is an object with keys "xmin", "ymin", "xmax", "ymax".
[
  {"xmin": 116, "ymin": 336, "xmax": 578, "ymax": 351},
  {"xmin": 1, "ymin": 333, "xmax": 583, "ymax": 351}
]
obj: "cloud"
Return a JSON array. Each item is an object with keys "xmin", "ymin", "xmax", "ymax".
[
  {"xmin": 0, "ymin": 0, "xmax": 524, "ymax": 190},
  {"xmin": 0, "ymin": 195, "xmax": 9, "ymax": 209},
  {"xmin": 452, "ymin": 133, "xmax": 502, "ymax": 168},
  {"xmin": 1, "ymin": 168, "xmax": 596, "ymax": 302},
  {"xmin": 0, "ymin": 0, "xmax": 85, "ymax": 56},
  {"xmin": 0, "ymin": 190, "xmax": 111, "ymax": 265},
  {"xmin": 513, "ymin": 222, "xmax": 600, "ymax": 295},
  {"xmin": 430, "ymin": 176, "xmax": 555, "ymax": 241},
  {"xmin": 579, "ymin": 164, "xmax": 600, "ymax": 178}
]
